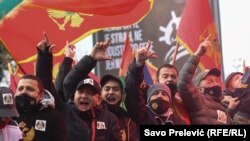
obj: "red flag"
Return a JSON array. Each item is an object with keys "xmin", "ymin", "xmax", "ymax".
[
  {"xmin": 30, "ymin": 0, "xmax": 149, "ymax": 16},
  {"xmin": 176, "ymin": 0, "xmax": 221, "ymax": 70},
  {"xmin": 9, "ymin": 74, "xmax": 21, "ymax": 92},
  {"xmin": 119, "ymin": 32, "xmax": 133, "ymax": 77},
  {"xmin": 7, "ymin": 63, "xmax": 21, "ymax": 92},
  {"xmin": 175, "ymin": 0, "xmax": 218, "ymax": 123},
  {"xmin": 0, "ymin": 0, "xmax": 153, "ymax": 76},
  {"xmin": 172, "ymin": 96, "xmax": 191, "ymax": 125}
]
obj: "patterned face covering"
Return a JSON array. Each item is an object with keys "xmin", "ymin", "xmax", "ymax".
[{"xmin": 149, "ymin": 98, "xmax": 170, "ymax": 115}]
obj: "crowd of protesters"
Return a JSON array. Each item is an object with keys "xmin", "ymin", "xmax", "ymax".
[{"xmin": 1, "ymin": 33, "xmax": 249, "ymax": 141}]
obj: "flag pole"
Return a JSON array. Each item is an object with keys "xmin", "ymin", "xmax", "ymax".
[
  {"xmin": 243, "ymin": 60, "xmax": 246, "ymax": 73},
  {"xmin": 172, "ymin": 41, "xmax": 179, "ymax": 65},
  {"xmin": 17, "ymin": 63, "xmax": 26, "ymax": 74}
]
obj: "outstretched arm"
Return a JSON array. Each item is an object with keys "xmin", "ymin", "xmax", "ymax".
[
  {"xmin": 36, "ymin": 32, "xmax": 55, "ymax": 92},
  {"xmin": 55, "ymin": 42, "xmax": 75, "ymax": 102},
  {"xmin": 125, "ymin": 41, "xmax": 157, "ymax": 124},
  {"xmin": 177, "ymin": 35, "xmax": 212, "ymax": 112},
  {"xmin": 63, "ymin": 39, "xmax": 112, "ymax": 101},
  {"xmin": 36, "ymin": 32, "xmax": 66, "ymax": 111}
]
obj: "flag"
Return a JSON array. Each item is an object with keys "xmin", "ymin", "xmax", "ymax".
[
  {"xmin": 7, "ymin": 62, "xmax": 22, "ymax": 92},
  {"xmin": 0, "ymin": 0, "xmax": 22, "ymax": 20},
  {"xmin": 143, "ymin": 65, "xmax": 153, "ymax": 85},
  {"xmin": 176, "ymin": 0, "xmax": 221, "ymax": 71},
  {"xmin": 144, "ymin": 61, "xmax": 158, "ymax": 84},
  {"xmin": 119, "ymin": 33, "xmax": 133, "ymax": 77},
  {"xmin": 29, "ymin": 0, "xmax": 148, "ymax": 16},
  {"xmin": 175, "ymin": 0, "xmax": 217, "ymax": 124},
  {"xmin": 118, "ymin": 32, "xmax": 158, "ymax": 86},
  {"xmin": 119, "ymin": 32, "xmax": 134, "ymax": 87},
  {"xmin": 118, "ymin": 35, "xmax": 158, "ymax": 86},
  {"xmin": 0, "ymin": 0, "xmax": 153, "ymax": 77},
  {"xmin": 172, "ymin": 96, "xmax": 191, "ymax": 125},
  {"xmin": 9, "ymin": 74, "xmax": 20, "ymax": 92}
]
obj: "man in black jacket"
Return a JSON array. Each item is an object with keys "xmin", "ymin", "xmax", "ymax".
[
  {"xmin": 15, "ymin": 74, "xmax": 67, "ymax": 141},
  {"xmin": 36, "ymin": 35, "xmax": 121, "ymax": 141},
  {"xmin": 63, "ymin": 39, "xmax": 121, "ymax": 141},
  {"xmin": 55, "ymin": 41, "xmax": 136, "ymax": 140},
  {"xmin": 36, "ymin": 35, "xmax": 88, "ymax": 141}
]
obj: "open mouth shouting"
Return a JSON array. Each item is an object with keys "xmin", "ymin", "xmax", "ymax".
[
  {"xmin": 78, "ymin": 99, "xmax": 91, "ymax": 111},
  {"xmin": 106, "ymin": 95, "xmax": 118, "ymax": 105}
]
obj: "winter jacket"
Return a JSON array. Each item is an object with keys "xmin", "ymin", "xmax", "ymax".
[
  {"xmin": 55, "ymin": 57, "xmax": 73, "ymax": 102},
  {"xmin": 58, "ymin": 55, "xmax": 138, "ymax": 141},
  {"xmin": 102, "ymin": 101, "xmax": 139, "ymax": 141},
  {"xmin": 16, "ymin": 92, "xmax": 67, "ymax": 141},
  {"xmin": 223, "ymin": 88, "xmax": 250, "ymax": 121},
  {"xmin": 36, "ymin": 49, "xmax": 88, "ymax": 141},
  {"xmin": 63, "ymin": 55, "xmax": 121, "ymax": 141},
  {"xmin": 178, "ymin": 55, "xmax": 232, "ymax": 124}
]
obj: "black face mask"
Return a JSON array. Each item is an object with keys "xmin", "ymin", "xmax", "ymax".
[
  {"xmin": 15, "ymin": 93, "xmax": 37, "ymax": 113},
  {"xmin": 166, "ymin": 83, "xmax": 177, "ymax": 98},
  {"xmin": 203, "ymin": 86, "xmax": 222, "ymax": 98},
  {"xmin": 149, "ymin": 98, "xmax": 170, "ymax": 115}
]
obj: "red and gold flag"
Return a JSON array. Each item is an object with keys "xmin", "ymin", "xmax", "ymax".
[
  {"xmin": 30, "ymin": 0, "xmax": 147, "ymax": 16},
  {"xmin": 0, "ymin": 0, "xmax": 153, "ymax": 77},
  {"xmin": 176, "ymin": 0, "xmax": 221, "ymax": 70}
]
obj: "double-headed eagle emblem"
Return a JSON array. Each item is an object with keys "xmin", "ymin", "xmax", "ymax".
[{"xmin": 47, "ymin": 9, "xmax": 93, "ymax": 31}]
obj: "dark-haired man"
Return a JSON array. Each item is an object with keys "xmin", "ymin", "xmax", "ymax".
[
  {"xmin": 15, "ymin": 74, "xmax": 67, "ymax": 141},
  {"xmin": 35, "ymin": 36, "xmax": 120, "ymax": 141},
  {"xmin": 101, "ymin": 75, "xmax": 139, "ymax": 141}
]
